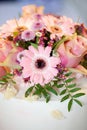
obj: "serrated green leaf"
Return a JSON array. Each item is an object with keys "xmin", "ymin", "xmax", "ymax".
[
  {"xmin": 74, "ymin": 99, "xmax": 83, "ymax": 107},
  {"xmin": 65, "ymin": 72, "xmax": 72, "ymax": 77},
  {"xmin": 73, "ymin": 93, "xmax": 85, "ymax": 98},
  {"xmin": 61, "ymin": 94, "xmax": 70, "ymax": 102},
  {"xmin": 69, "ymin": 88, "xmax": 81, "ymax": 93},
  {"xmin": 46, "ymin": 85, "xmax": 58, "ymax": 95},
  {"xmin": 60, "ymin": 89, "xmax": 67, "ymax": 95},
  {"xmin": 56, "ymin": 84, "xmax": 65, "ymax": 88},
  {"xmin": 42, "ymin": 89, "xmax": 50, "ymax": 103},
  {"xmin": 66, "ymin": 83, "xmax": 76, "ymax": 88},
  {"xmin": 68, "ymin": 99, "xmax": 73, "ymax": 111},
  {"xmin": 65, "ymin": 77, "xmax": 75, "ymax": 83},
  {"xmin": 25, "ymin": 86, "xmax": 34, "ymax": 97}
]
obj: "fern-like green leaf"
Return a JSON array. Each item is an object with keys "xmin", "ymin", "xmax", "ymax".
[
  {"xmin": 74, "ymin": 99, "xmax": 83, "ymax": 107},
  {"xmin": 46, "ymin": 85, "xmax": 58, "ymax": 95},
  {"xmin": 65, "ymin": 77, "xmax": 75, "ymax": 83},
  {"xmin": 73, "ymin": 93, "xmax": 85, "ymax": 98},
  {"xmin": 68, "ymin": 99, "xmax": 73, "ymax": 112},
  {"xmin": 66, "ymin": 83, "xmax": 76, "ymax": 88},
  {"xmin": 61, "ymin": 94, "xmax": 70, "ymax": 102},
  {"xmin": 25, "ymin": 86, "xmax": 34, "ymax": 97},
  {"xmin": 65, "ymin": 72, "xmax": 72, "ymax": 77},
  {"xmin": 56, "ymin": 84, "xmax": 65, "ymax": 88},
  {"xmin": 60, "ymin": 89, "xmax": 67, "ymax": 95},
  {"xmin": 42, "ymin": 89, "xmax": 51, "ymax": 103},
  {"xmin": 69, "ymin": 88, "xmax": 81, "ymax": 93}
]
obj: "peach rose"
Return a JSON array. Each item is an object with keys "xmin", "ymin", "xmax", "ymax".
[
  {"xmin": 57, "ymin": 36, "xmax": 87, "ymax": 67},
  {"xmin": 22, "ymin": 5, "xmax": 44, "ymax": 17}
]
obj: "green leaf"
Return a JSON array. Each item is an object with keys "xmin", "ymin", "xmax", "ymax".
[
  {"xmin": 46, "ymin": 85, "xmax": 58, "ymax": 95},
  {"xmin": 36, "ymin": 84, "xmax": 43, "ymax": 91},
  {"xmin": 53, "ymin": 35, "xmax": 68, "ymax": 51},
  {"xmin": 30, "ymin": 42, "xmax": 38, "ymax": 49},
  {"xmin": 65, "ymin": 77, "xmax": 75, "ymax": 83},
  {"xmin": 65, "ymin": 72, "xmax": 72, "ymax": 77},
  {"xmin": 69, "ymin": 88, "xmax": 81, "ymax": 93},
  {"xmin": 34, "ymin": 88, "xmax": 41, "ymax": 97},
  {"xmin": 25, "ymin": 86, "xmax": 34, "ymax": 97},
  {"xmin": 74, "ymin": 99, "xmax": 83, "ymax": 107},
  {"xmin": 73, "ymin": 93, "xmax": 85, "ymax": 98},
  {"xmin": 34, "ymin": 84, "xmax": 42, "ymax": 96},
  {"xmin": 68, "ymin": 99, "xmax": 73, "ymax": 111},
  {"xmin": 61, "ymin": 94, "xmax": 70, "ymax": 102},
  {"xmin": 56, "ymin": 84, "xmax": 65, "ymax": 88},
  {"xmin": 60, "ymin": 89, "xmax": 67, "ymax": 95},
  {"xmin": 66, "ymin": 83, "xmax": 76, "ymax": 88},
  {"xmin": 42, "ymin": 89, "xmax": 51, "ymax": 103}
]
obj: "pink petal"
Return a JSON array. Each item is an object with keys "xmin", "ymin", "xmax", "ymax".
[
  {"xmin": 49, "ymin": 57, "xmax": 60, "ymax": 67},
  {"xmin": 43, "ymin": 71, "xmax": 53, "ymax": 81},
  {"xmin": 0, "ymin": 51, "xmax": 6, "ymax": 62},
  {"xmin": 0, "ymin": 67, "xmax": 6, "ymax": 78},
  {"xmin": 38, "ymin": 46, "xmax": 45, "ymax": 54},
  {"xmin": 20, "ymin": 57, "xmax": 32, "ymax": 67},
  {"xmin": 44, "ymin": 46, "xmax": 51, "ymax": 57},
  {"xmin": 29, "ymin": 46, "xmax": 38, "ymax": 55},
  {"xmin": 22, "ymin": 69, "xmax": 32, "ymax": 78},
  {"xmin": 50, "ymin": 68, "xmax": 58, "ymax": 76},
  {"xmin": 33, "ymin": 73, "xmax": 43, "ymax": 84}
]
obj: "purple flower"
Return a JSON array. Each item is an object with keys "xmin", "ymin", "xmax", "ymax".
[
  {"xmin": 21, "ymin": 30, "xmax": 35, "ymax": 41},
  {"xmin": 32, "ymin": 22, "xmax": 45, "ymax": 31}
]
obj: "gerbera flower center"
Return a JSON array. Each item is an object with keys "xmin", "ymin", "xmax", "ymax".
[{"xmin": 35, "ymin": 59, "xmax": 46, "ymax": 69}]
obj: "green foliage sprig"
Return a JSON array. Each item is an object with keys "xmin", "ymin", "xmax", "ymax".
[
  {"xmin": 25, "ymin": 71, "xmax": 85, "ymax": 111},
  {"xmin": 0, "ymin": 73, "xmax": 16, "ymax": 85}
]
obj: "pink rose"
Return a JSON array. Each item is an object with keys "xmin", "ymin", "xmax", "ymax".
[
  {"xmin": 58, "ymin": 36, "xmax": 87, "ymax": 67},
  {"xmin": 0, "ymin": 39, "xmax": 22, "ymax": 78},
  {"xmin": 0, "ymin": 39, "xmax": 12, "ymax": 77}
]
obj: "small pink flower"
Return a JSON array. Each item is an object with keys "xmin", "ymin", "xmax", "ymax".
[
  {"xmin": 32, "ymin": 22, "xmax": 45, "ymax": 31},
  {"xmin": 17, "ymin": 46, "xmax": 60, "ymax": 85},
  {"xmin": 21, "ymin": 30, "xmax": 35, "ymax": 41}
]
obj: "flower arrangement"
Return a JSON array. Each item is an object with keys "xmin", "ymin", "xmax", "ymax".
[{"xmin": 0, "ymin": 5, "xmax": 87, "ymax": 111}]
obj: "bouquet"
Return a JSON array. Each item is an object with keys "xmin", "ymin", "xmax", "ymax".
[{"xmin": 0, "ymin": 5, "xmax": 87, "ymax": 111}]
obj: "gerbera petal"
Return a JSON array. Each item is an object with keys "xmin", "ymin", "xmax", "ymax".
[
  {"xmin": 38, "ymin": 46, "xmax": 45, "ymax": 54},
  {"xmin": 22, "ymin": 69, "xmax": 32, "ymax": 78},
  {"xmin": 43, "ymin": 71, "xmax": 53, "ymax": 81},
  {"xmin": 49, "ymin": 57, "xmax": 60, "ymax": 67},
  {"xmin": 50, "ymin": 68, "xmax": 58, "ymax": 76},
  {"xmin": 28, "ymin": 46, "xmax": 38, "ymax": 55},
  {"xmin": 20, "ymin": 57, "xmax": 32, "ymax": 67},
  {"xmin": 33, "ymin": 73, "xmax": 43, "ymax": 84},
  {"xmin": 44, "ymin": 46, "xmax": 51, "ymax": 57}
]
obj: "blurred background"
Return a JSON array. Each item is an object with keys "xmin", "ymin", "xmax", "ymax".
[{"xmin": 0, "ymin": 0, "xmax": 87, "ymax": 26}]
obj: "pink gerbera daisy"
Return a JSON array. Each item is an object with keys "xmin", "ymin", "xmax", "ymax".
[{"xmin": 17, "ymin": 46, "xmax": 60, "ymax": 85}]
